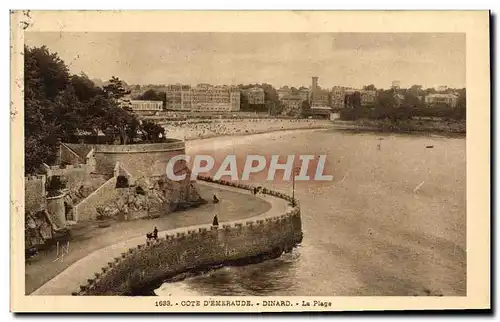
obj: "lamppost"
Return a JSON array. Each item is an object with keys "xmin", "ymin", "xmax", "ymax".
[{"xmin": 292, "ymin": 167, "xmax": 300, "ymax": 207}]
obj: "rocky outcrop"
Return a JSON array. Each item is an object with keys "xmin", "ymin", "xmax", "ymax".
[{"xmin": 94, "ymin": 175, "xmax": 205, "ymax": 221}]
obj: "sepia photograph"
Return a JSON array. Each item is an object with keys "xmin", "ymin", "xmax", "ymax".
[{"xmin": 10, "ymin": 10, "xmax": 490, "ymax": 312}]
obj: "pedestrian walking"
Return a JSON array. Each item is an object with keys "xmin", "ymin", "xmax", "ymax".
[{"xmin": 212, "ymin": 214, "xmax": 219, "ymax": 227}]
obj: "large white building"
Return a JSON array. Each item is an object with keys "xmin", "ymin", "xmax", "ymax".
[
  {"xmin": 425, "ymin": 93, "xmax": 459, "ymax": 108},
  {"xmin": 165, "ymin": 84, "xmax": 240, "ymax": 112},
  {"xmin": 120, "ymin": 99, "xmax": 163, "ymax": 112},
  {"xmin": 278, "ymin": 87, "xmax": 309, "ymax": 102}
]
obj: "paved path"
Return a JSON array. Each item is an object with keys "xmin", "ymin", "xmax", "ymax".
[
  {"xmin": 31, "ymin": 182, "xmax": 290, "ymax": 295},
  {"xmin": 26, "ymin": 182, "xmax": 268, "ymax": 294}
]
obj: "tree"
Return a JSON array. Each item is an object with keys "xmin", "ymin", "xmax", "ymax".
[
  {"xmin": 71, "ymin": 73, "xmax": 102, "ymax": 102},
  {"xmin": 24, "ymin": 45, "xmax": 71, "ymax": 101},
  {"xmin": 24, "ymin": 45, "xmax": 72, "ymax": 173},
  {"xmin": 300, "ymin": 100, "xmax": 311, "ymax": 118},
  {"xmin": 409, "ymin": 85, "xmax": 423, "ymax": 95},
  {"xmin": 377, "ymin": 89, "xmax": 397, "ymax": 109},
  {"xmin": 424, "ymin": 87, "xmax": 437, "ymax": 95},
  {"xmin": 103, "ymin": 76, "xmax": 130, "ymax": 100},
  {"xmin": 24, "ymin": 45, "xmax": 145, "ymax": 174},
  {"xmin": 103, "ymin": 106, "xmax": 138, "ymax": 144},
  {"xmin": 456, "ymin": 88, "xmax": 466, "ymax": 109},
  {"xmin": 138, "ymin": 89, "xmax": 166, "ymax": 109},
  {"xmin": 261, "ymin": 83, "xmax": 280, "ymax": 105},
  {"xmin": 345, "ymin": 91, "xmax": 361, "ymax": 108},
  {"xmin": 363, "ymin": 84, "xmax": 376, "ymax": 91},
  {"xmin": 138, "ymin": 89, "xmax": 163, "ymax": 101},
  {"xmin": 140, "ymin": 120, "xmax": 166, "ymax": 142},
  {"xmin": 402, "ymin": 91, "xmax": 425, "ymax": 109}
]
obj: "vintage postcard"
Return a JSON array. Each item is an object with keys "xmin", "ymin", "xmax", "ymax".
[{"xmin": 10, "ymin": 10, "xmax": 490, "ymax": 312}]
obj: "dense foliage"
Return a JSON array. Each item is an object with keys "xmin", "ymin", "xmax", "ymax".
[
  {"xmin": 339, "ymin": 86, "xmax": 466, "ymax": 122},
  {"xmin": 136, "ymin": 89, "xmax": 166, "ymax": 109},
  {"xmin": 24, "ymin": 45, "xmax": 166, "ymax": 174},
  {"xmin": 237, "ymin": 83, "xmax": 281, "ymax": 114}
]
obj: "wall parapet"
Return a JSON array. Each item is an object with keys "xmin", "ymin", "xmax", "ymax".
[
  {"xmin": 75, "ymin": 176, "xmax": 302, "ymax": 296},
  {"xmin": 64, "ymin": 140, "xmax": 186, "ymax": 177},
  {"xmin": 91, "ymin": 141, "xmax": 185, "ymax": 154}
]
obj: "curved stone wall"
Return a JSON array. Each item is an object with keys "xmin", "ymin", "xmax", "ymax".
[
  {"xmin": 74, "ymin": 177, "xmax": 302, "ymax": 296},
  {"xmin": 72, "ymin": 140, "xmax": 185, "ymax": 177},
  {"xmin": 46, "ymin": 193, "xmax": 66, "ymax": 227}
]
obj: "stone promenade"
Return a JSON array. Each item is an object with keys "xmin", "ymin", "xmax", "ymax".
[{"xmin": 30, "ymin": 181, "xmax": 289, "ymax": 295}]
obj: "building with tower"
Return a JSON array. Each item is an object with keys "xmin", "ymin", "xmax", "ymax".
[
  {"xmin": 310, "ymin": 76, "xmax": 330, "ymax": 108},
  {"xmin": 391, "ymin": 80, "xmax": 401, "ymax": 90}
]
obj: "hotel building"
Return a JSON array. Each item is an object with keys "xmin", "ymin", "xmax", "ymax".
[
  {"xmin": 331, "ymin": 86, "xmax": 347, "ymax": 109},
  {"xmin": 425, "ymin": 93, "xmax": 459, "ymax": 108},
  {"xmin": 165, "ymin": 84, "xmax": 241, "ymax": 112},
  {"xmin": 241, "ymin": 87, "xmax": 265, "ymax": 105},
  {"xmin": 277, "ymin": 87, "xmax": 291, "ymax": 100},
  {"xmin": 331, "ymin": 87, "xmax": 377, "ymax": 108},
  {"xmin": 165, "ymin": 84, "xmax": 192, "ymax": 110},
  {"xmin": 281, "ymin": 95, "xmax": 303, "ymax": 115},
  {"xmin": 298, "ymin": 89, "xmax": 310, "ymax": 102}
]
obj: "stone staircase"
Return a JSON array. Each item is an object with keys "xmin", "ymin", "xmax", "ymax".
[{"xmin": 64, "ymin": 174, "xmax": 112, "ymax": 222}]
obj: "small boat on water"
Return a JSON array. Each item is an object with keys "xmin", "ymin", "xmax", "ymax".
[{"xmin": 426, "ymin": 145, "xmax": 434, "ymax": 148}]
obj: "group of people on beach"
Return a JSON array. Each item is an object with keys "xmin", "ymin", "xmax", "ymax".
[{"xmin": 163, "ymin": 118, "xmax": 321, "ymax": 140}]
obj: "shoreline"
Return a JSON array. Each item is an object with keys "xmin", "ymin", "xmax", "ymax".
[
  {"xmin": 161, "ymin": 118, "xmax": 333, "ymax": 142},
  {"xmin": 183, "ymin": 125, "xmax": 331, "ymax": 142},
  {"xmin": 330, "ymin": 120, "xmax": 466, "ymax": 138},
  {"xmin": 328, "ymin": 125, "xmax": 466, "ymax": 138},
  {"xmin": 161, "ymin": 118, "xmax": 465, "ymax": 145}
]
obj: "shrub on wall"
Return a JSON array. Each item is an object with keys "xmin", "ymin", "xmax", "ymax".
[{"xmin": 95, "ymin": 206, "xmax": 106, "ymax": 221}]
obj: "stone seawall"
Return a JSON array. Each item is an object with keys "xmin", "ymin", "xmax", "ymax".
[{"xmin": 75, "ymin": 177, "xmax": 303, "ymax": 296}]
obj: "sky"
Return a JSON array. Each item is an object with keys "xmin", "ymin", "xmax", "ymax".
[{"xmin": 25, "ymin": 32, "xmax": 466, "ymax": 89}]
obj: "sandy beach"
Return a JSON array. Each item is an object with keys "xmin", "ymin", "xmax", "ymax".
[{"xmin": 158, "ymin": 118, "xmax": 332, "ymax": 141}]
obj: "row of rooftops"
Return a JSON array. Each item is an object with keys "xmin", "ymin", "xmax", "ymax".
[{"xmin": 165, "ymin": 83, "xmax": 240, "ymax": 91}]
